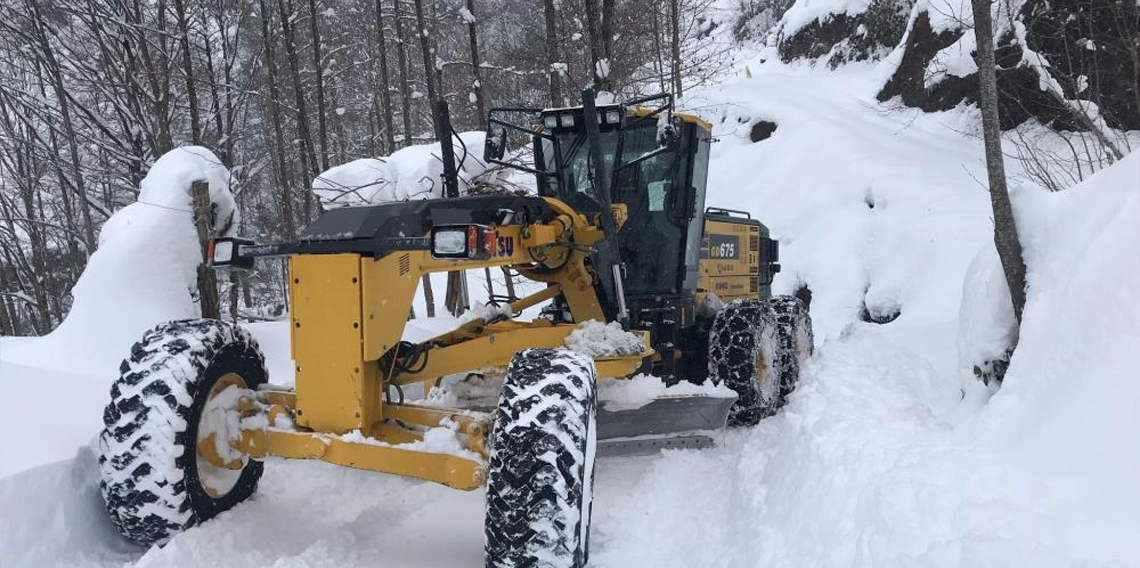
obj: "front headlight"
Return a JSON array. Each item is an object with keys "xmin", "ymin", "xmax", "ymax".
[
  {"xmin": 207, "ymin": 237, "xmax": 254, "ymax": 270},
  {"xmin": 212, "ymin": 240, "xmax": 234, "ymax": 264},
  {"xmin": 432, "ymin": 228, "xmax": 468, "ymax": 256}
]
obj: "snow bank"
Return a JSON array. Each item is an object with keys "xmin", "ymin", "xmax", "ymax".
[
  {"xmin": 0, "ymin": 447, "xmax": 140, "ymax": 567},
  {"xmin": 2, "ymin": 147, "xmax": 234, "ymax": 376},
  {"xmin": 312, "ymin": 132, "xmax": 492, "ymax": 207},
  {"xmin": 976, "ymin": 153, "xmax": 1140, "ymax": 499},
  {"xmin": 692, "ymin": 70, "xmax": 993, "ymax": 339},
  {"xmin": 956, "ymin": 243, "xmax": 1017, "ymax": 381},
  {"xmin": 0, "ymin": 360, "xmax": 109, "ymax": 478}
]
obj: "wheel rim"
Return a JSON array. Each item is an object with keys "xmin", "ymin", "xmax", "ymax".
[
  {"xmin": 754, "ymin": 345, "xmax": 778, "ymax": 403},
  {"xmin": 196, "ymin": 372, "xmax": 250, "ymax": 498}
]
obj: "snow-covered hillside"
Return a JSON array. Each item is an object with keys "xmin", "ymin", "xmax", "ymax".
[{"xmin": 2, "ymin": 47, "xmax": 1138, "ymax": 568}]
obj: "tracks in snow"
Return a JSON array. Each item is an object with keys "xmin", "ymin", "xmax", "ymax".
[{"xmin": 121, "ymin": 326, "xmax": 963, "ymax": 568}]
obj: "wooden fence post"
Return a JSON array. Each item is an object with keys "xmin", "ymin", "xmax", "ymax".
[{"xmin": 192, "ymin": 180, "xmax": 221, "ymax": 319}]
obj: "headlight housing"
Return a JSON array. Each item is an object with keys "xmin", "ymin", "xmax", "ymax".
[
  {"xmin": 431, "ymin": 225, "xmax": 497, "ymax": 260},
  {"xmin": 207, "ymin": 237, "xmax": 255, "ymax": 270}
]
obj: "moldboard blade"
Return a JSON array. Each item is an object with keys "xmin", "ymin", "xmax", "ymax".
[{"xmin": 595, "ymin": 395, "xmax": 736, "ymax": 457}]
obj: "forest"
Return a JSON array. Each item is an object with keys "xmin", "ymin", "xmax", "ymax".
[{"xmin": 0, "ymin": 0, "xmax": 731, "ymax": 334}]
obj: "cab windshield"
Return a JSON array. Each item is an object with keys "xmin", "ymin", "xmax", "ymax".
[{"xmin": 542, "ymin": 120, "xmax": 691, "ymax": 294}]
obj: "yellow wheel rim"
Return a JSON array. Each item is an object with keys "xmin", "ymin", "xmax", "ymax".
[{"xmin": 196, "ymin": 372, "xmax": 250, "ymax": 498}]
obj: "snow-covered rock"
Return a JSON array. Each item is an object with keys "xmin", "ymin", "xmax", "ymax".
[
  {"xmin": 878, "ymin": 0, "xmax": 1140, "ymax": 130},
  {"xmin": 775, "ymin": 0, "xmax": 912, "ymax": 67}
]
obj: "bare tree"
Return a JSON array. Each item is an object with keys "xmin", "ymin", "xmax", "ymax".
[
  {"xmin": 464, "ymin": 0, "xmax": 487, "ymax": 129},
  {"xmin": 584, "ymin": 0, "xmax": 605, "ymax": 89},
  {"xmin": 392, "ymin": 0, "xmax": 415, "ymax": 146},
  {"xmin": 541, "ymin": 0, "xmax": 562, "ymax": 105},
  {"xmin": 259, "ymin": 0, "xmax": 297, "ymax": 238},
  {"xmin": 276, "ymin": 0, "xmax": 320, "ymax": 221},
  {"xmin": 375, "ymin": 0, "xmax": 397, "ymax": 153},
  {"xmin": 306, "ymin": 0, "xmax": 331, "ymax": 171},
  {"xmin": 670, "ymin": 0, "xmax": 682, "ymax": 96},
  {"xmin": 972, "ymin": 0, "xmax": 1027, "ymax": 323},
  {"xmin": 173, "ymin": 0, "xmax": 202, "ymax": 143},
  {"xmin": 412, "ymin": 0, "xmax": 440, "ymax": 111}
]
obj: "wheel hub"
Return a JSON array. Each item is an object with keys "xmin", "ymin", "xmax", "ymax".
[{"xmin": 196, "ymin": 373, "xmax": 251, "ymax": 498}]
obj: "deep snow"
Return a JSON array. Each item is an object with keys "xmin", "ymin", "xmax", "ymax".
[{"xmin": 2, "ymin": 49, "xmax": 1139, "ymax": 568}]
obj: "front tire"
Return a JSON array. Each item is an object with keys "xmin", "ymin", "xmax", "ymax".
[
  {"xmin": 484, "ymin": 348, "xmax": 597, "ymax": 568},
  {"xmin": 707, "ymin": 299, "xmax": 782, "ymax": 426},
  {"xmin": 98, "ymin": 319, "xmax": 267, "ymax": 545}
]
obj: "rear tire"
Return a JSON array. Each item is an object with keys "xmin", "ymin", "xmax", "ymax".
[
  {"xmin": 98, "ymin": 319, "xmax": 267, "ymax": 545},
  {"xmin": 707, "ymin": 299, "xmax": 782, "ymax": 426},
  {"xmin": 484, "ymin": 348, "xmax": 597, "ymax": 568},
  {"xmin": 769, "ymin": 295, "xmax": 814, "ymax": 401}
]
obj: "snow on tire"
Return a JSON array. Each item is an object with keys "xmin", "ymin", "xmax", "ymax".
[
  {"xmin": 484, "ymin": 348, "xmax": 597, "ymax": 568},
  {"xmin": 768, "ymin": 294, "xmax": 814, "ymax": 401},
  {"xmin": 98, "ymin": 318, "xmax": 267, "ymax": 546},
  {"xmin": 707, "ymin": 299, "xmax": 782, "ymax": 426}
]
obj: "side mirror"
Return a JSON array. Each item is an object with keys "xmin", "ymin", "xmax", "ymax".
[{"xmin": 484, "ymin": 126, "xmax": 507, "ymax": 162}]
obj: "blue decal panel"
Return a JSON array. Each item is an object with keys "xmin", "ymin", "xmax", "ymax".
[{"xmin": 497, "ymin": 235, "xmax": 514, "ymax": 257}]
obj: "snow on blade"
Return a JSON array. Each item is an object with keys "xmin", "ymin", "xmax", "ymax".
[
  {"xmin": 564, "ymin": 320, "xmax": 644, "ymax": 358},
  {"xmin": 597, "ymin": 374, "xmax": 735, "ymax": 412}
]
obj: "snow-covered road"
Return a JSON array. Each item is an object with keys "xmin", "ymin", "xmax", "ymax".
[
  {"xmin": 3, "ymin": 321, "xmax": 980, "ymax": 568},
  {"xmin": 3, "ymin": 56, "xmax": 1137, "ymax": 567}
]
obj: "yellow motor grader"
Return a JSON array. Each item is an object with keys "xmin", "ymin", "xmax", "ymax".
[{"xmin": 96, "ymin": 90, "xmax": 813, "ymax": 567}]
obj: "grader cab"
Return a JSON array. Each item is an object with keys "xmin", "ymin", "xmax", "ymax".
[{"xmin": 97, "ymin": 90, "xmax": 813, "ymax": 567}]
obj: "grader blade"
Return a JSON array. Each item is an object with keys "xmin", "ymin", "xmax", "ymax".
[{"xmin": 595, "ymin": 394, "xmax": 737, "ymax": 457}]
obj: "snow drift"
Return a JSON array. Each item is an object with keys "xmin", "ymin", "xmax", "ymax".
[
  {"xmin": 0, "ymin": 147, "xmax": 235, "ymax": 476},
  {"xmin": 2, "ymin": 146, "xmax": 235, "ymax": 376}
]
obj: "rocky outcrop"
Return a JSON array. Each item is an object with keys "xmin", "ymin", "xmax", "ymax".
[
  {"xmin": 877, "ymin": 0, "xmax": 1139, "ymax": 131},
  {"xmin": 777, "ymin": 0, "xmax": 913, "ymax": 67}
]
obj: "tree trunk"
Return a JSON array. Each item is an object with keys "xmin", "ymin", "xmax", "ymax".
[
  {"xmin": 276, "ymin": 0, "xmax": 320, "ymax": 222},
  {"xmin": 229, "ymin": 272, "xmax": 240, "ymax": 321},
  {"xmin": 972, "ymin": 0, "xmax": 1027, "ymax": 323},
  {"xmin": 601, "ymin": 0, "xmax": 615, "ymax": 87},
  {"xmin": 306, "ymin": 0, "xmax": 330, "ymax": 171},
  {"xmin": 173, "ymin": 0, "xmax": 202, "ymax": 144},
  {"xmin": 412, "ymin": 0, "xmax": 439, "ymax": 117},
  {"xmin": 464, "ymin": 0, "xmax": 486, "ymax": 129},
  {"xmin": 259, "ymin": 0, "xmax": 297, "ymax": 238},
  {"xmin": 669, "ymin": 0, "xmax": 682, "ymax": 97},
  {"xmin": 375, "ymin": 0, "xmax": 397, "ymax": 153},
  {"xmin": 421, "ymin": 275, "xmax": 436, "ymax": 317},
  {"xmin": 192, "ymin": 181, "xmax": 220, "ymax": 318},
  {"xmin": 392, "ymin": 0, "xmax": 415, "ymax": 147},
  {"xmin": 541, "ymin": 0, "xmax": 562, "ymax": 106},
  {"xmin": 584, "ymin": 0, "xmax": 604, "ymax": 90},
  {"xmin": 501, "ymin": 267, "xmax": 516, "ymax": 301}
]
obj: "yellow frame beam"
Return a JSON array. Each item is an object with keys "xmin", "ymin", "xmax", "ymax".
[
  {"xmin": 396, "ymin": 321, "xmax": 651, "ymax": 386},
  {"xmin": 234, "ymin": 428, "xmax": 486, "ymax": 490}
]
